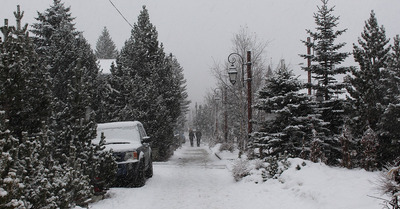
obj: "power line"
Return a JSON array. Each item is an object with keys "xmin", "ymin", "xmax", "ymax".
[{"xmin": 108, "ymin": 0, "xmax": 134, "ymax": 29}]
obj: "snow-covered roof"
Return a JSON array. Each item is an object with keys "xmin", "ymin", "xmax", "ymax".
[
  {"xmin": 94, "ymin": 121, "xmax": 143, "ymax": 150},
  {"xmin": 98, "ymin": 59, "xmax": 116, "ymax": 74},
  {"xmin": 97, "ymin": 121, "xmax": 141, "ymax": 130}
]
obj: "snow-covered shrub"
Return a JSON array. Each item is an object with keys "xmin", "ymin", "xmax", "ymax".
[
  {"xmin": 232, "ymin": 159, "xmax": 251, "ymax": 181},
  {"xmin": 253, "ymin": 159, "xmax": 265, "ymax": 170},
  {"xmin": 262, "ymin": 153, "xmax": 291, "ymax": 182},
  {"xmin": 361, "ymin": 126, "xmax": 378, "ymax": 171},
  {"xmin": 379, "ymin": 164, "xmax": 400, "ymax": 209},
  {"xmin": 219, "ymin": 143, "xmax": 235, "ymax": 152}
]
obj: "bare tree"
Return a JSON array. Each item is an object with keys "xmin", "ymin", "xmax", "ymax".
[{"xmin": 209, "ymin": 26, "xmax": 269, "ymax": 151}]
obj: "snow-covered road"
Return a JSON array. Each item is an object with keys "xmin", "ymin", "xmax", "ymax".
[
  {"xmin": 90, "ymin": 144, "xmax": 238, "ymax": 209},
  {"xmin": 89, "ymin": 143, "xmax": 385, "ymax": 209}
]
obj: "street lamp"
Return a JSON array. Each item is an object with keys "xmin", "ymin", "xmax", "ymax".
[
  {"xmin": 227, "ymin": 51, "xmax": 252, "ymax": 141},
  {"xmin": 228, "ymin": 64, "xmax": 238, "ymax": 85}
]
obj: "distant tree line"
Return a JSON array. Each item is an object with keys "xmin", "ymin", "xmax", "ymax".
[{"xmin": 0, "ymin": 1, "xmax": 189, "ymax": 208}]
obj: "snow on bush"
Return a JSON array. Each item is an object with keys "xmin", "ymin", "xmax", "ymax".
[
  {"xmin": 232, "ymin": 158, "xmax": 251, "ymax": 182},
  {"xmin": 219, "ymin": 143, "xmax": 235, "ymax": 153},
  {"xmin": 378, "ymin": 164, "xmax": 400, "ymax": 209},
  {"xmin": 231, "ymin": 154, "xmax": 292, "ymax": 183},
  {"xmin": 262, "ymin": 154, "xmax": 291, "ymax": 182}
]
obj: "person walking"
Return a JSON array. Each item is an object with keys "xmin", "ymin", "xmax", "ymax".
[
  {"xmin": 189, "ymin": 129, "xmax": 195, "ymax": 147},
  {"xmin": 195, "ymin": 129, "xmax": 202, "ymax": 147}
]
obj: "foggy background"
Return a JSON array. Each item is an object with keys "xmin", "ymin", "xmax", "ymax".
[{"xmin": 1, "ymin": 0, "xmax": 400, "ymax": 107}]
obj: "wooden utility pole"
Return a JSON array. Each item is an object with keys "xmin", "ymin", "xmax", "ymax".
[
  {"xmin": 224, "ymin": 86, "xmax": 228, "ymax": 143},
  {"xmin": 246, "ymin": 51, "xmax": 252, "ymax": 135},
  {"xmin": 307, "ymin": 37, "xmax": 312, "ymax": 95}
]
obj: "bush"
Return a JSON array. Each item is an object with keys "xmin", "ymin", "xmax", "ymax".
[
  {"xmin": 219, "ymin": 143, "xmax": 235, "ymax": 152},
  {"xmin": 232, "ymin": 159, "xmax": 251, "ymax": 181},
  {"xmin": 262, "ymin": 153, "xmax": 291, "ymax": 182},
  {"xmin": 378, "ymin": 163, "xmax": 400, "ymax": 209}
]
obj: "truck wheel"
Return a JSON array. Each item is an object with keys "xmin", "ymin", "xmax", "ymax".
[
  {"xmin": 134, "ymin": 161, "xmax": 146, "ymax": 187},
  {"xmin": 145, "ymin": 158, "xmax": 153, "ymax": 178}
]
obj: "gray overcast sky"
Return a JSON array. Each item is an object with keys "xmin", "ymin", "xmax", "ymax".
[{"xmin": 1, "ymin": 0, "xmax": 400, "ymax": 107}]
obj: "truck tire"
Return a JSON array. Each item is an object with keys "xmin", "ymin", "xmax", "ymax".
[{"xmin": 134, "ymin": 160, "xmax": 146, "ymax": 187}]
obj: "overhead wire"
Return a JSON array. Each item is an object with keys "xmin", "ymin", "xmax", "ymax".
[{"xmin": 108, "ymin": 0, "xmax": 134, "ymax": 29}]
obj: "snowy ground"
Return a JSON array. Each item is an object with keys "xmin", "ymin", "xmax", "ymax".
[{"xmin": 87, "ymin": 141, "xmax": 387, "ymax": 209}]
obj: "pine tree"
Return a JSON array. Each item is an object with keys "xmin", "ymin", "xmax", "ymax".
[
  {"xmin": 378, "ymin": 35, "xmax": 400, "ymax": 164},
  {"xmin": 31, "ymin": 0, "xmax": 111, "ymax": 205},
  {"xmin": 0, "ymin": 112, "xmax": 26, "ymax": 209},
  {"xmin": 0, "ymin": 7, "xmax": 61, "ymax": 208},
  {"xmin": 301, "ymin": 0, "xmax": 351, "ymax": 101},
  {"xmin": 347, "ymin": 10, "xmax": 391, "ymax": 135},
  {"xmin": 300, "ymin": 0, "xmax": 352, "ymax": 165},
  {"xmin": 94, "ymin": 72, "xmax": 114, "ymax": 123},
  {"xmin": 95, "ymin": 26, "xmax": 118, "ymax": 59},
  {"xmin": 0, "ymin": 7, "xmax": 51, "ymax": 139},
  {"xmin": 379, "ymin": 103, "xmax": 400, "ymax": 164},
  {"xmin": 346, "ymin": 11, "xmax": 392, "ymax": 167},
  {"xmin": 251, "ymin": 61, "xmax": 313, "ymax": 159},
  {"xmin": 168, "ymin": 54, "xmax": 191, "ymax": 139},
  {"xmin": 111, "ymin": 6, "xmax": 182, "ymax": 160}
]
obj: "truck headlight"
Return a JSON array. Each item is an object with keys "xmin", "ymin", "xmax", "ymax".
[{"xmin": 124, "ymin": 151, "xmax": 138, "ymax": 161}]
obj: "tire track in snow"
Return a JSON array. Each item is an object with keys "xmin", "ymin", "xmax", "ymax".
[{"xmin": 90, "ymin": 144, "xmax": 233, "ymax": 209}]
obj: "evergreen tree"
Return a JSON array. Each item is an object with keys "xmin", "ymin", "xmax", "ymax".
[
  {"xmin": 94, "ymin": 72, "xmax": 114, "ymax": 123},
  {"xmin": 250, "ymin": 61, "xmax": 313, "ymax": 159},
  {"xmin": 111, "ymin": 6, "xmax": 183, "ymax": 160},
  {"xmin": 15, "ymin": 128, "xmax": 61, "ymax": 208},
  {"xmin": 0, "ymin": 112, "xmax": 25, "ymax": 209},
  {"xmin": 95, "ymin": 26, "xmax": 118, "ymax": 59},
  {"xmin": 31, "ymin": 0, "xmax": 113, "ymax": 205},
  {"xmin": 346, "ymin": 11, "xmax": 392, "ymax": 167},
  {"xmin": 378, "ymin": 35, "xmax": 400, "ymax": 164},
  {"xmin": 168, "ymin": 54, "xmax": 191, "ymax": 135},
  {"xmin": 347, "ymin": 10, "xmax": 391, "ymax": 136},
  {"xmin": 302, "ymin": 0, "xmax": 351, "ymax": 101},
  {"xmin": 0, "ymin": 8, "xmax": 51, "ymax": 139},
  {"xmin": 379, "ymin": 103, "xmax": 400, "ymax": 164},
  {"xmin": 300, "ymin": 0, "xmax": 352, "ymax": 165},
  {"xmin": 391, "ymin": 35, "xmax": 400, "ymax": 73},
  {"xmin": 0, "ymin": 7, "xmax": 60, "ymax": 208}
]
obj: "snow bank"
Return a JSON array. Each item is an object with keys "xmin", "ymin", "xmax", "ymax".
[
  {"xmin": 86, "ymin": 144, "xmax": 387, "ymax": 209},
  {"xmin": 210, "ymin": 143, "xmax": 386, "ymax": 208},
  {"xmin": 239, "ymin": 158, "xmax": 385, "ymax": 209}
]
